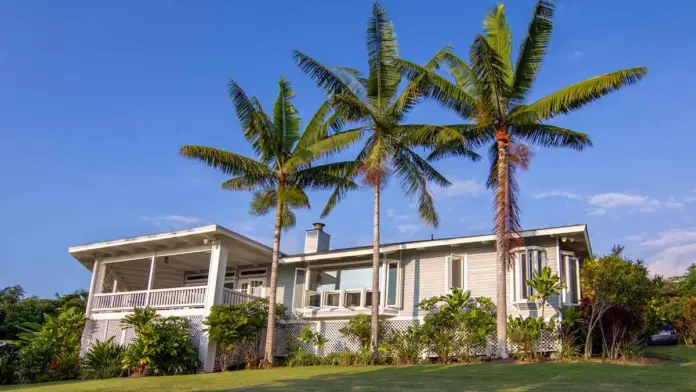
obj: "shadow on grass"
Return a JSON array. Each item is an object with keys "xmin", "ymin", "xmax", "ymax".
[{"xmin": 222, "ymin": 360, "xmax": 696, "ymax": 392}]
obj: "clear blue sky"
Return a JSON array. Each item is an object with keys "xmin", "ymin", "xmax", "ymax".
[{"xmin": 1, "ymin": 0, "xmax": 695, "ymax": 297}]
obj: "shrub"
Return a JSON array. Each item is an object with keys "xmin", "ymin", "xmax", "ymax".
[
  {"xmin": 507, "ymin": 316, "xmax": 556, "ymax": 361},
  {"xmin": 14, "ymin": 307, "xmax": 85, "ymax": 383},
  {"xmin": 558, "ymin": 307, "xmax": 583, "ymax": 360},
  {"xmin": 0, "ymin": 345, "xmax": 18, "ymax": 385},
  {"xmin": 382, "ymin": 323, "xmax": 424, "ymax": 365},
  {"xmin": 82, "ymin": 337, "xmax": 125, "ymax": 379},
  {"xmin": 668, "ymin": 297, "xmax": 696, "ymax": 346},
  {"xmin": 419, "ymin": 288, "xmax": 475, "ymax": 362},
  {"xmin": 339, "ymin": 314, "xmax": 384, "ymax": 351},
  {"xmin": 338, "ymin": 348, "xmax": 355, "ymax": 366},
  {"xmin": 204, "ymin": 299, "xmax": 287, "ymax": 370},
  {"xmin": 354, "ymin": 347, "xmax": 374, "ymax": 365},
  {"xmin": 459, "ymin": 297, "xmax": 496, "ymax": 360},
  {"xmin": 121, "ymin": 307, "xmax": 200, "ymax": 376}
]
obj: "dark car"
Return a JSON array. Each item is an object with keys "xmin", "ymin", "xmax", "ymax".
[{"xmin": 648, "ymin": 323, "xmax": 679, "ymax": 346}]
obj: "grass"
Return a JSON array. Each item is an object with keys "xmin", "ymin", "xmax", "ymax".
[{"xmin": 2, "ymin": 346, "xmax": 695, "ymax": 392}]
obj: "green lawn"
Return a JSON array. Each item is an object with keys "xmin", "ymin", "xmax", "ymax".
[{"xmin": 2, "ymin": 347, "xmax": 695, "ymax": 392}]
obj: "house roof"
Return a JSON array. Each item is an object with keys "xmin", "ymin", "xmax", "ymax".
[
  {"xmin": 68, "ymin": 224, "xmax": 277, "ymax": 269},
  {"xmin": 280, "ymin": 224, "xmax": 591, "ymax": 263}
]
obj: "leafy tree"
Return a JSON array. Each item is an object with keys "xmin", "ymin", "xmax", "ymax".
[
  {"xmin": 581, "ymin": 254, "xmax": 653, "ymax": 359},
  {"xmin": 204, "ymin": 298, "xmax": 288, "ymax": 370},
  {"xmin": 294, "ymin": 2, "xmax": 475, "ymax": 353},
  {"xmin": 419, "ymin": 288, "xmax": 477, "ymax": 362},
  {"xmin": 121, "ymin": 307, "xmax": 159, "ymax": 376},
  {"xmin": 181, "ymin": 79, "xmax": 356, "ymax": 367},
  {"xmin": 526, "ymin": 266, "xmax": 565, "ymax": 319},
  {"xmin": 398, "ymin": 0, "xmax": 646, "ymax": 358},
  {"xmin": 0, "ymin": 286, "xmax": 24, "ymax": 307},
  {"xmin": 664, "ymin": 296, "xmax": 696, "ymax": 346},
  {"xmin": 679, "ymin": 264, "xmax": 696, "ymax": 297},
  {"xmin": 339, "ymin": 314, "xmax": 385, "ymax": 352}
]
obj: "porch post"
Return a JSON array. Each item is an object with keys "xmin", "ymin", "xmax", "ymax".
[
  {"xmin": 200, "ymin": 240, "xmax": 228, "ymax": 372},
  {"xmin": 85, "ymin": 256, "xmax": 103, "ymax": 318},
  {"xmin": 144, "ymin": 253, "xmax": 157, "ymax": 307}
]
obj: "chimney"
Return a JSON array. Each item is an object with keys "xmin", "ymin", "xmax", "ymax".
[{"xmin": 304, "ymin": 222, "xmax": 330, "ymax": 253}]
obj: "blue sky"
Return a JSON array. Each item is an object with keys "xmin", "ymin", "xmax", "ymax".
[{"xmin": 1, "ymin": 0, "xmax": 695, "ymax": 297}]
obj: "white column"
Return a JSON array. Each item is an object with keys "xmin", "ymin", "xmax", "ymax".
[
  {"xmin": 144, "ymin": 254, "xmax": 157, "ymax": 307},
  {"xmin": 200, "ymin": 241, "xmax": 228, "ymax": 372},
  {"xmin": 85, "ymin": 256, "xmax": 103, "ymax": 318}
]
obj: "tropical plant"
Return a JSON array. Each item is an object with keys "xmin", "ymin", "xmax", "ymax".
[
  {"xmin": 398, "ymin": 0, "xmax": 646, "ymax": 358},
  {"xmin": 81, "ymin": 337, "xmax": 125, "ymax": 379},
  {"xmin": 339, "ymin": 314, "xmax": 385, "ymax": 352},
  {"xmin": 678, "ymin": 264, "xmax": 696, "ymax": 297},
  {"xmin": 0, "ymin": 345, "xmax": 19, "ymax": 385},
  {"xmin": 294, "ymin": 2, "xmax": 476, "ymax": 353},
  {"xmin": 667, "ymin": 296, "xmax": 696, "ymax": 346},
  {"xmin": 180, "ymin": 79, "xmax": 356, "ymax": 366},
  {"xmin": 558, "ymin": 306, "xmax": 582, "ymax": 360},
  {"xmin": 419, "ymin": 288, "xmax": 476, "ymax": 362},
  {"xmin": 14, "ymin": 307, "xmax": 85, "ymax": 383},
  {"xmin": 459, "ymin": 297, "xmax": 497, "ymax": 359},
  {"xmin": 507, "ymin": 315, "xmax": 555, "ymax": 361},
  {"xmin": 526, "ymin": 266, "xmax": 565, "ymax": 319},
  {"xmin": 121, "ymin": 307, "xmax": 199, "ymax": 376},
  {"xmin": 382, "ymin": 323, "xmax": 424, "ymax": 365}
]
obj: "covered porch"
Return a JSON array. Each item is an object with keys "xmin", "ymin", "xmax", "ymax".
[{"xmin": 69, "ymin": 225, "xmax": 276, "ymax": 316}]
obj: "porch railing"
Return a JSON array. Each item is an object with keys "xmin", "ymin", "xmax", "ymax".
[
  {"xmin": 92, "ymin": 286, "xmax": 207, "ymax": 312},
  {"xmin": 222, "ymin": 288, "xmax": 259, "ymax": 305},
  {"xmin": 305, "ymin": 288, "xmax": 381, "ymax": 309}
]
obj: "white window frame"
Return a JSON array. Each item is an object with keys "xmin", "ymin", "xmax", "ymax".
[
  {"xmin": 561, "ymin": 251, "xmax": 580, "ymax": 305},
  {"xmin": 291, "ymin": 267, "xmax": 307, "ymax": 311},
  {"xmin": 444, "ymin": 254, "xmax": 468, "ymax": 292},
  {"xmin": 511, "ymin": 246, "xmax": 546, "ymax": 303},
  {"xmin": 384, "ymin": 259, "xmax": 402, "ymax": 309}
]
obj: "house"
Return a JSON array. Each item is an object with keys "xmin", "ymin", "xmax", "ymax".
[{"xmin": 69, "ymin": 223, "xmax": 591, "ymax": 371}]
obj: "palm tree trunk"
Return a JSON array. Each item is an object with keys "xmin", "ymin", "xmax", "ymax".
[
  {"xmin": 263, "ymin": 198, "xmax": 283, "ymax": 367},
  {"xmin": 495, "ymin": 134, "xmax": 509, "ymax": 359},
  {"xmin": 370, "ymin": 183, "xmax": 381, "ymax": 355}
]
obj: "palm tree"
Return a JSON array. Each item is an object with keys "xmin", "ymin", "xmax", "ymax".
[
  {"xmin": 180, "ymin": 78, "xmax": 358, "ymax": 366},
  {"xmin": 293, "ymin": 2, "xmax": 478, "ymax": 354},
  {"xmin": 526, "ymin": 266, "xmax": 565, "ymax": 320},
  {"xmin": 398, "ymin": 0, "xmax": 647, "ymax": 358}
]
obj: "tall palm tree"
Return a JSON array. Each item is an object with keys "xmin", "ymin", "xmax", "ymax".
[
  {"xmin": 293, "ymin": 2, "xmax": 478, "ymax": 355},
  {"xmin": 180, "ymin": 78, "xmax": 358, "ymax": 366},
  {"xmin": 398, "ymin": 0, "xmax": 647, "ymax": 358}
]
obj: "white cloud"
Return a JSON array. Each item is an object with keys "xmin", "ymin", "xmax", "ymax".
[
  {"xmin": 140, "ymin": 215, "xmax": 204, "ymax": 226},
  {"xmin": 586, "ymin": 192, "xmax": 691, "ymax": 214},
  {"xmin": 586, "ymin": 208, "xmax": 606, "ymax": 216},
  {"xmin": 569, "ymin": 51, "xmax": 584, "ymax": 59},
  {"xmin": 639, "ymin": 229, "xmax": 696, "ymax": 248},
  {"xmin": 531, "ymin": 190, "xmax": 582, "ymax": 200},
  {"xmin": 646, "ymin": 243, "xmax": 696, "ymax": 277},
  {"xmin": 397, "ymin": 224, "xmax": 422, "ymax": 236},
  {"xmin": 624, "ymin": 233, "xmax": 646, "ymax": 242},
  {"xmin": 587, "ymin": 193, "xmax": 647, "ymax": 208},
  {"xmin": 432, "ymin": 179, "xmax": 483, "ymax": 199}
]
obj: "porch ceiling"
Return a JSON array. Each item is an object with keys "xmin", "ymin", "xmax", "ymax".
[{"xmin": 69, "ymin": 224, "xmax": 276, "ymax": 271}]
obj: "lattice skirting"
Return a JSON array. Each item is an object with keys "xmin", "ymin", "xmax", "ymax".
[{"xmin": 80, "ymin": 316, "xmax": 205, "ymax": 356}]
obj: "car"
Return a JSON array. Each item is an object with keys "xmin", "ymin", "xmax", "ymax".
[{"xmin": 648, "ymin": 323, "xmax": 679, "ymax": 346}]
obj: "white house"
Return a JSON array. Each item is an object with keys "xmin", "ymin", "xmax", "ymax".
[{"xmin": 70, "ymin": 223, "xmax": 591, "ymax": 371}]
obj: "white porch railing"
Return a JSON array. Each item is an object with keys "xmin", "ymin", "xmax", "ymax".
[
  {"xmin": 222, "ymin": 288, "xmax": 260, "ymax": 305},
  {"xmin": 92, "ymin": 286, "xmax": 207, "ymax": 312},
  {"xmin": 305, "ymin": 288, "xmax": 381, "ymax": 309}
]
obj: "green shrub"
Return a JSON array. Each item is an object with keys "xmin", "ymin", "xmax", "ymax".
[
  {"xmin": 82, "ymin": 337, "xmax": 125, "ymax": 379},
  {"xmin": 354, "ymin": 347, "xmax": 374, "ymax": 365},
  {"xmin": 459, "ymin": 297, "xmax": 496, "ymax": 360},
  {"xmin": 0, "ymin": 345, "xmax": 19, "ymax": 385},
  {"xmin": 204, "ymin": 299, "xmax": 287, "ymax": 370},
  {"xmin": 382, "ymin": 323, "xmax": 424, "ymax": 365},
  {"xmin": 507, "ymin": 316, "xmax": 556, "ymax": 361},
  {"xmin": 14, "ymin": 307, "xmax": 85, "ymax": 383},
  {"xmin": 339, "ymin": 314, "xmax": 385, "ymax": 351},
  {"xmin": 419, "ymin": 288, "xmax": 475, "ymax": 362},
  {"xmin": 558, "ymin": 307, "xmax": 583, "ymax": 360},
  {"xmin": 121, "ymin": 307, "xmax": 200, "ymax": 376},
  {"xmin": 338, "ymin": 348, "xmax": 355, "ymax": 366}
]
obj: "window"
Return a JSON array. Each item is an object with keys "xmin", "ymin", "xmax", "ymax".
[
  {"xmin": 445, "ymin": 255, "xmax": 467, "ymax": 291},
  {"xmin": 292, "ymin": 268, "xmax": 306, "ymax": 309},
  {"xmin": 386, "ymin": 261, "xmax": 399, "ymax": 307},
  {"xmin": 512, "ymin": 248, "xmax": 547, "ymax": 302},
  {"xmin": 239, "ymin": 268, "xmax": 267, "ymax": 277},
  {"xmin": 561, "ymin": 253, "xmax": 580, "ymax": 304}
]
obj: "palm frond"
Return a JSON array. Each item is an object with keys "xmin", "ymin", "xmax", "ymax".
[
  {"xmin": 284, "ymin": 127, "xmax": 365, "ymax": 171},
  {"xmin": 273, "ymin": 77, "xmax": 301, "ymax": 153},
  {"xmin": 366, "ymin": 2, "xmax": 400, "ymax": 110},
  {"xmin": 227, "ymin": 80, "xmax": 274, "ymax": 162},
  {"xmin": 294, "ymin": 161, "xmax": 360, "ymax": 192},
  {"xmin": 397, "ymin": 124, "xmax": 466, "ymax": 147},
  {"xmin": 179, "ymin": 146, "xmax": 273, "ymax": 179},
  {"xmin": 320, "ymin": 147, "xmax": 368, "ymax": 218},
  {"xmin": 491, "ymin": 143, "xmax": 523, "ymax": 259},
  {"xmin": 249, "ymin": 189, "xmax": 277, "ymax": 217},
  {"xmin": 395, "ymin": 57, "xmax": 476, "ymax": 118},
  {"xmin": 393, "ymin": 149, "xmax": 439, "ymax": 227},
  {"xmin": 511, "ymin": 67, "xmax": 648, "ymax": 122},
  {"xmin": 293, "ymin": 100, "xmax": 334, "ymax": 153},
  {"xmin": 424, "ymin": 124, "xmax": 487, "ymax": 162},
  {"xmin": 280, "ymin": 185, "xmax": 311, "ymax": 209},
  {"xmin": 470, "ymin": 34, "xmax": 509, "ymax": 119},
  {"xmin": 333, "ymin": 94, "xmax": 376, "ymax": 123},
  {"xmin": 483, "ymin": 3, "xmax": 513, "ymax": 85},
  {"xmin": 440, "ymin": 51, "xmax": 479, "ymax": 95},
  {"xmin": 293, "ymin": 51, "xmax": 366, "ymax": 99},
  {"xmin": 222, "ymin": 175, "xmax": 274, "ymax": 191},
  {"xmin": 514, "ymin": 124, "xmax": 592, "ymax": 150},
  {"xmin": 510, "ymin": 0, "xmax": 554, "ymax": 103},
  {"xmin": 403, "ymin": 148, "xmax": 451, "ymax": 188}
]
